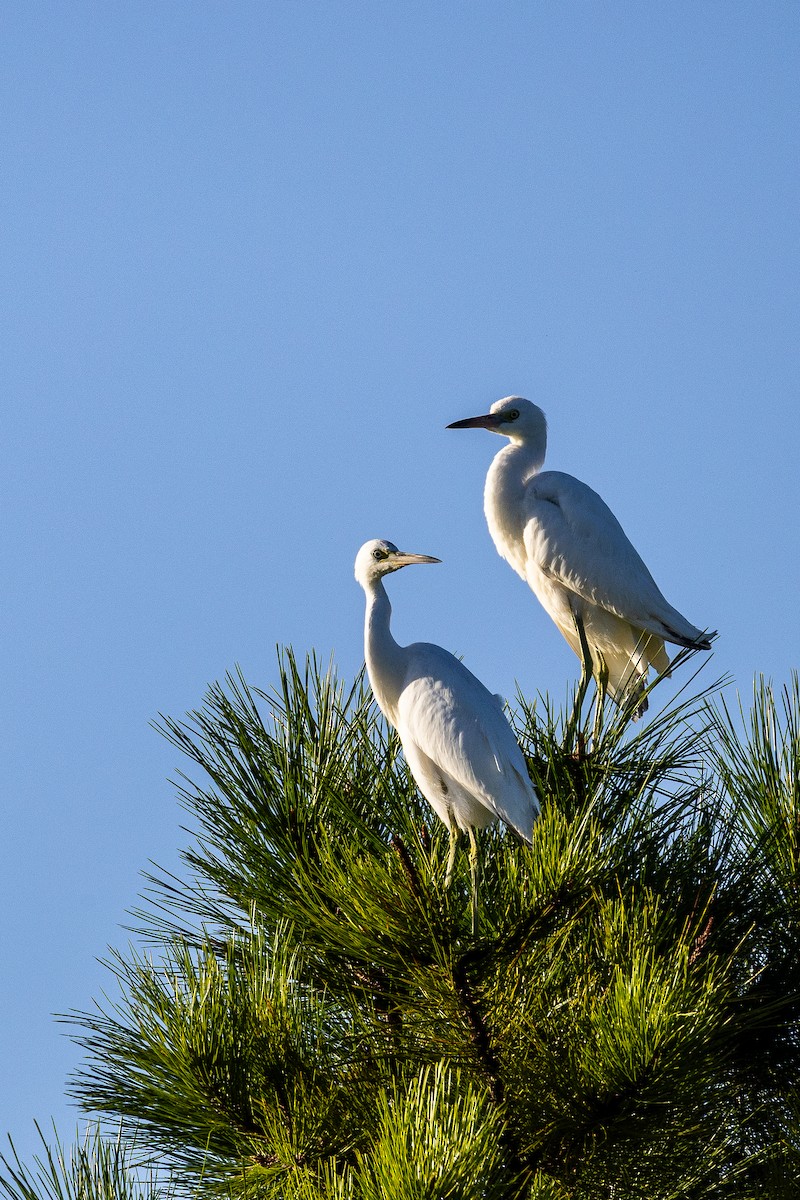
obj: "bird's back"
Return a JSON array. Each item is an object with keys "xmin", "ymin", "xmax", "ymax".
[
  {"xmin": 395, "ymin": 641, "xmax": 540, "ymax": 841},
  {"xmin": 518, "ymin": 470, "xmax": 709, "ymax": 647}
]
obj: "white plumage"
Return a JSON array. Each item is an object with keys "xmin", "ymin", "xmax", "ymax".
[
  {"xmin": 354, "ymin": 538, "xmax": 540, "ymax": 929},
  {"xmin": 448, "ymin": 397, "xmax": 715, "ymax": 714}
]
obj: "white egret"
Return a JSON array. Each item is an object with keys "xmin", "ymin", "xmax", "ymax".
[
  {"xmin": 448, "ymin": 397, "xmax": 715, "ymax": 715},
  {"xmin": 354, "ymin": 538, "xmax": 540, "ymax": 933}
]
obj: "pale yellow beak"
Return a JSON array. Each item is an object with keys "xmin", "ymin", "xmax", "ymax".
[{"xmin": 393, "ymin": 551, "xmax": 441, "ymax": 566}]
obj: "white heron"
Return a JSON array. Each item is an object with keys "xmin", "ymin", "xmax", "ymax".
[
  {"xmin": 354, "ymin": 538, "xmax": 540, "ymax": 933},
  {"xmin": 447, "ymin": 397, "xmax": 715, "ymax": 716}
]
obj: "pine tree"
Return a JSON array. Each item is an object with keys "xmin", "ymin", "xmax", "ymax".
[{"xmin": 4, "ymin": 652, "xmax": 800, "ymax": 1199}]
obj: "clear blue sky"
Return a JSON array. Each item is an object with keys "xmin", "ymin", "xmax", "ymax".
[{"xmin": 2, "ymin": 2, "xmax": 798, "ymax": 1157}]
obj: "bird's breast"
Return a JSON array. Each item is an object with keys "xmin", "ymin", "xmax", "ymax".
[
  {"xmin": 483, "ymin": 447, "xmax": 535, "ymax": 580},
  {"xmin": 484, "ymin": 493, "xmax": 528, "ymax": 581}
]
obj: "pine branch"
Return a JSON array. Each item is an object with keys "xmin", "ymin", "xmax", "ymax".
[
  {"xmin": 0, "ymin": 1125, "xmax": 169, "ymax": 1200},
  {"xmin": 59, "ymin": 653, "xmax": 800, "ymax": 1197}
]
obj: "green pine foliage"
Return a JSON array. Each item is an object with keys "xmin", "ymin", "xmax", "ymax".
[
  {"xmin": 0, "ymin": 1125, "xmax": 169, "ymax": 1200},
  {"xmin": 10, "ymin": 654, "xmax": 800, "ymax": 1198}
]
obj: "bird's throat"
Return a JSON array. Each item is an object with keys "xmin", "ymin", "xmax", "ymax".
[{"xmin": 364, "ymin": 583, "xmax": 405, "ymax": 721}]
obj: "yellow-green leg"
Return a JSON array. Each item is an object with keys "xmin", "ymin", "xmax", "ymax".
[
  {"xmin": 445, "ymin": 820, "xmax": 459, "ymax": 889},
  {"xmin": 467, "ymin": 826, "xmax": 479, "ymax": 937}
]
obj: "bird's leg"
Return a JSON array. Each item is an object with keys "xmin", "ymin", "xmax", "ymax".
[
  {"xmin": 592, "ymin": 653, "xmax": 609, "ymax": 749},
  {"xmin": 574, "ymin": 610, "xmax": 594, "ymax": 696},
  {"xmin": 467, "ymin": 826, "xmax": 479, "ymax": 937},
  {"xmin": 565, "ymin": 609, "xmax": 594, "ymax": 754},
  {"xmin": 444, "ymin": 819, "xmax": 459, "ymax": 890}
]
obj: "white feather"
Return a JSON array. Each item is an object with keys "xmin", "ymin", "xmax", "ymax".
[
  {"xmin": 449, "ymin": 397, "xmax": 715, "ymax": 712},
  {"xmin": 354, "ymin": 539, "xmax": 540, "ymax": 841},
  {"xmin": 396, "ymin": 643, "xmax": 538, "ymax": 839}
]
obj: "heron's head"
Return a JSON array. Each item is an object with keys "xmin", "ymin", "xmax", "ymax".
[
  {"xmin": 354, "ymin": 539, "xmax": 441, "ymax": 588},
  {"xmin": 447, "ymin": 396, "xmax": 546, "ymax": 445}
]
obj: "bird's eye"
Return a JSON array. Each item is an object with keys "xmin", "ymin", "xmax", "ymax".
[
  {"xmin": 372, "ymin": 548, "xmax": 387, "ymax": 561},
  {"xmin": 506, "ymin": 409, "xmax": 520, "ymax": 422}
]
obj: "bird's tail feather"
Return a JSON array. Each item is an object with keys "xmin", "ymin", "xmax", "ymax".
[{"xmin": 662, "ymin": 624, "xmax": 717, "ymax": 652}]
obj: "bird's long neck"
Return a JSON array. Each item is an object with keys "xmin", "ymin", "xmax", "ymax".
[
  {"xmin": 363, "ymin": 580, "xmax": 405, "ymax": 723},
  {"xmin": 484, "ymin": 438, "xmax": 545, "ymax": 578}
]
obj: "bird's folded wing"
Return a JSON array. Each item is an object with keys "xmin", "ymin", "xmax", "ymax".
[
  {"xmin": 523, "ymin": 471, "xmax": 667, "ymax": 621},
  {"xmin": 397, "ymin": 652, "xmax": 539, "ymax": 840}
]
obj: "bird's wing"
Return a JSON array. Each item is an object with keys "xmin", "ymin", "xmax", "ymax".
[
  {"xmin": 522, "ymin": 470, "xmax": 696, "ymax": 636},
  {"xmin": 397, "ymin": 644, "xmax": 539, "ymax": 841}
]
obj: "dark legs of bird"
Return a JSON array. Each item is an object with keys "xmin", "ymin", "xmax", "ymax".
[
  {"xmin": 592, "ymin": 654, "xmax": 609, "ymax": 746},
  {"xmin": 467, "ymin": 826, "xmax": 479, "ymax": 937},
  {"xmin": 574, "ymin": 609, "xmax": 594, "ymax": 707},
  {"xmin": 565, "ymin": 609, "xmax": 594, "ymax": 754}
]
